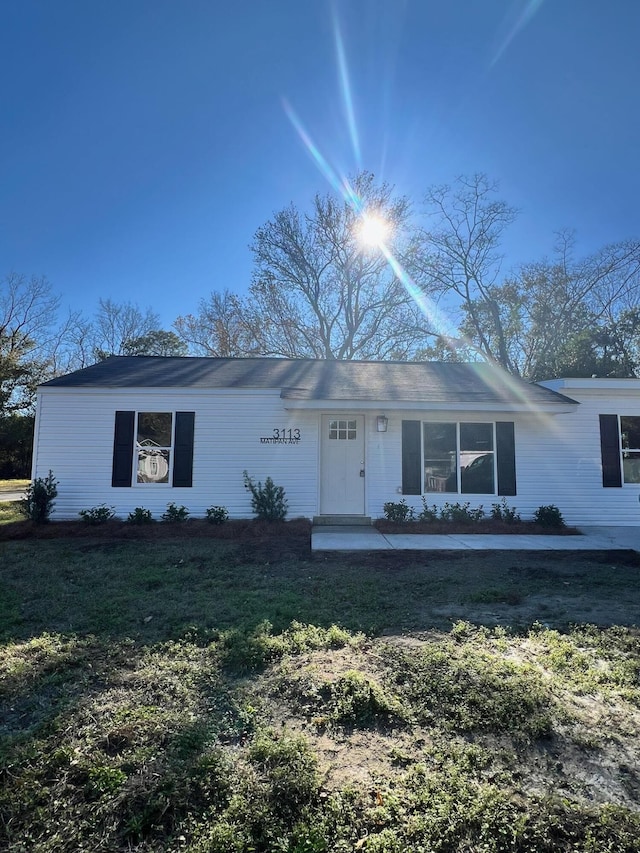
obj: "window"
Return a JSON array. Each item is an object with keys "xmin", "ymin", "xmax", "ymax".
[
  {"xmin": 136, "ymin": 412, "xmax": 173, "ymax": 483},
  {"xmin": 328, "ymin": 418, "xmax": 357, "ymax": 440},
  {"xmin": 620, "ymin": 416, "xmax": 640, "ymax": 484},
  {"xmin": 112, "ymin": 410, "xmax": 195, "ymax": 488},
  {"xmin": 424, "ymin": 422, "xmax": 495, "ymax": 494},
  {"xmin": 401, "ymin": 419, "xmax": 515, "ymax": 497}
]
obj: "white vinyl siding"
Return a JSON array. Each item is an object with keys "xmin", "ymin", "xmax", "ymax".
[
  {"xmin": 33, "ymin": 382, "xmax": 640, "ymax": 525},
  {"xmin": 34, "ymin": 389, "xmax": 319, "ymax": 520},
  {"xmin": 367, "ymin": 396, "xmax": 640, "ymax": 526}
]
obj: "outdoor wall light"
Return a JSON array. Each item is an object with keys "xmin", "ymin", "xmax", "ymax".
[{"xmin": 376, "ymin": 415, "xmax": 388, "ymax": 433}]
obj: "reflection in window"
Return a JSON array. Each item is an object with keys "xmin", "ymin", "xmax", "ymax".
[
  {"xmin": 424, "ymin": 423, "xmax": 457, "ymax": 492},
  {"xmin": 460, "ymin": 423, "xmax": 494, "ymax": 494},
  {"xmin": 424, "ymin": 422, "xmax": 495, "ymax": 494},
  {"xmin": 621, "ymin": 416, "xmax": 640, "ymax": 484},
  {"xmin": 137, "ymin": 412, "xmax": 173, "ymax": 483}
]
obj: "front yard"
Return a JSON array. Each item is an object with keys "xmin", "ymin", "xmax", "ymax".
[{"xmin": 1, "ymin": 525, "xmax": 640, "ymax": 851}]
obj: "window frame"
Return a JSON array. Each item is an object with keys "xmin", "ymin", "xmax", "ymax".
[
  {"xmin": 135, "ymin": 411, "xmax": 175, "ymax": 486},
  {"xmin": 422, "ymin": 420, "xmax": 497, "ymax": 496},
  {"xmin": 111, "ymin": 410, "xmax": 195, "ymax": 489},
  {"xmin": 619, "ymin": 415, "xmax": 640, "ymax": 485}
]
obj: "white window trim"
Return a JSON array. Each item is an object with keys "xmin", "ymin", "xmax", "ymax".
[
  {"xmin": 619, "ymin": 415, "xmax": 640, "ymax": 485},
  {"xmin": 133, "ymin": 411, "xmax": 176, "ymax": 486}
]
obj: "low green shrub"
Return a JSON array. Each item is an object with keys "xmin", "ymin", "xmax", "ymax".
[
  {"xmin": 490, "ymin": 497, "xmax": 521, "ymax": 523},
  {"xmin": 383, "ymin": 499, "xmax": 414, "ymax": 522},
  {"xmin": 533, "ymin": 504, "xmax": 565, "ymax": 528},
  {"xmin": 418, "ymin": 499, "xmax": 439, "ymax": 522},
  {"xmin": 20, "ymin": 470, "xmax": 58, "ymax": 523},
  {"xmin": 127, "ymin": 507, "xmax": 154, "ymax": 524},
  {"xmin": 161, "ymin": 502, "xmax": 189, "ymax": 523},
  {"xmin": 206, "ymin": 505, "xmax": 229, "ymax": 524},
  {"xmin": 243, "ymin": 470, "xmax": 288, "ymax": 521},
  {"xmin": 439, "ymin": 501, "xmax": 485, "ymax": 523},
  {"xmin": 78, "ymin": 504, "xmax": 116, "ymax": 524}
]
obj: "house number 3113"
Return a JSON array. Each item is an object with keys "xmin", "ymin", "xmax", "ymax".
[{"xmin": 273, "ymin": 428, "xmax": 301, "ymax": 440}]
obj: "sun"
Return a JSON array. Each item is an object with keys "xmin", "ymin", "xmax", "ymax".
[{"xmin": 357, "ymin": 213, "xmax": 391, "ymax": 248}]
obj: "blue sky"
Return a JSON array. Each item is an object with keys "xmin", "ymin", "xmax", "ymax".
[{"xmin": 2, "ymin": 0, "xmax": 639, "ymax": 329}]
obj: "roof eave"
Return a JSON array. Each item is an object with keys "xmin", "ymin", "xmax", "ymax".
[{"xmin": 282, "ymin": 399, "xmax": 579, "ymax": 414}]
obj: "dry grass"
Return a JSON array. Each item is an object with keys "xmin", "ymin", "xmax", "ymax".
[
  {"xmin": 1, "ymin": 527, "xmax": 640, "ymax": 851},
  {"xmin": 0, "ymin": 479, "xmax": 29, "ymax": 492}
]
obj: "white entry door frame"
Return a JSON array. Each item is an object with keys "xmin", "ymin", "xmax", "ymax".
[{"xmin": 320, "ymin": 414, "xmax": 366, "ymax": 515}]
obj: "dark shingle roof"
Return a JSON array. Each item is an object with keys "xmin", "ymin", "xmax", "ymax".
[{"xmin": 41, "ymin": 356, "xmax": 577, "ymax": 407}]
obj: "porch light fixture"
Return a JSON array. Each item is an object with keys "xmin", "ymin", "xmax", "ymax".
[{"xmin": 376, "ymin": 415, "xmax": 388, "ymax": 433}]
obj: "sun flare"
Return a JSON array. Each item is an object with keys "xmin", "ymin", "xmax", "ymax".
[{"xmin": 357, "ymin": 213, "xmax": 391, "ymax": 248}]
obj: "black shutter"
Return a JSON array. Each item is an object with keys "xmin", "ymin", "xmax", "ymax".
[
  {"xmin": 402, "ymin": 420, "xmax": 421, "ymax": 495},
  {"xmin": 599, "ymin": 414, "xmax": 622, "ymax": 487},
  {"xmin": 173, "ymin": 412, "xmax": 195, "ymax": 487},
  {"xmin": 496, "ymin": 421, "xmax": 517, "ymax": 496},
  {"xmin": 112, "ymin": 411, "xmax": 135, "ymax": 487}
]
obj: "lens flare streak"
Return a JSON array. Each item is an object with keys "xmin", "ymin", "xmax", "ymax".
[
  {"xmin": 281, "ymin": 4, "xmax": 560, "ymax": 423},
  {"xmin": 333, "ymin": 11, "xmax": 362, "ymax": 168}
]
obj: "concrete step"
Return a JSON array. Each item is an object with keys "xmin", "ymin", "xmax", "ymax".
[{"xmin": 313, "ymin": 515, "xmax": 372, "ymax": 526}]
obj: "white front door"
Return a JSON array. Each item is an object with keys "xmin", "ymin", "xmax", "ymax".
[{"xmin": 320, "ymin": 414, "xmax": 365, "ymax": 515}]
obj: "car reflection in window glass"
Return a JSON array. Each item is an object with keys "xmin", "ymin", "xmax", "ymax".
[{"xmin": 460, "ymin": 453, "xmax": 494, "ymax": 494}]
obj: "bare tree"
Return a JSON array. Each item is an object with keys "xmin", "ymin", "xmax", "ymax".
[
  {"xmin": 91, "ymin": 299, "xmax": 161, "ymax": 360},
  {"xmin": 174, "ymin": 290, "xmax": 256, "ymax": 356},
  {"xmin": 465, "ymin": 235, "xmax": 640, "ymax": 379},
  {"xmin": 417, "ymin": 174, "xmax": 519, "ymax": 370},
  {"xmin": 176, "ymin": 173, "xmax": 433, "ymax": 360},
  {"xmin": 418, "ymin": 177, "xmax": 640, "ymax": 378},
  {"xmin": 0, "ymin": 273, "xmax": 66, "ymax": 413},
  {"xmin": 248, "ymin": 172, "xmax": 430, "ymax": 359}
]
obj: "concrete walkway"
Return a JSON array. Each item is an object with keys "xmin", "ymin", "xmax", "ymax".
[
  {"xmin": 0, "ymin": 490, "xmax": 25, "ymax": 502},
  {"xmin": 311, "ymin": 525, "xmax": 639, "ymax": 552}
]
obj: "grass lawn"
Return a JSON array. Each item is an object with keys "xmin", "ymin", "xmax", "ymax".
[
  {"xmin": 0, "ymin": 479, "xmax": 29, "ymax": 492},
  {"xmin": 1, "ymin": 522, "xmax": 640, "ymax": 851}
]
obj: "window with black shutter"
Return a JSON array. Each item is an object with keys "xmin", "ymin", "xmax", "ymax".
[
  {"xmin": 401, "ymin": 419, "xmax": 516, "ymax": 496},
  {"xmin": 111, "ymin": 410, "xmax": 195, "ymax": 487}
]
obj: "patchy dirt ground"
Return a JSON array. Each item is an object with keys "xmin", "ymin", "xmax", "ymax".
[{"xmin": 252, "ymin": 636, "xmax": 640, "ymax": 814}]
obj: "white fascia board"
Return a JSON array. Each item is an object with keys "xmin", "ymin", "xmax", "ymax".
[
  {"xmin": 540, "ymin": 378, "xmax": 640, "ymax": 392},
  {"xmin": 282, "ymin": 399, "xmax": 578, "ymax": 414},
  {"xmin": 38, "ymin": 387, "xmax": 280, "ymax": 399}
]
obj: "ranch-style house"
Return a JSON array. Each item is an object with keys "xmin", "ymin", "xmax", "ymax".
[{"xmin": 31, "ymin": 356, "xmax": 640, "ymax": 526}]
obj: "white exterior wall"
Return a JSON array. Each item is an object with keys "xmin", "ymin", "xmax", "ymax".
[
  {"xmin": 34, "ymin": 383, "xmax": 640, "ymax": 525},
  {"xmin": 529, "ymin": 386, "xmax": 640, "ymax": 526},
  {"xmin": 34, "ymin": 388, "xmax": 320, "ymax": 520},
  {"xmin": 366, "ymin": 396, "xmax": 640, "ymax": 526}
]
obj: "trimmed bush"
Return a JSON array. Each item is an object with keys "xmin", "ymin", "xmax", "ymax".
[
  {"xmin": 20, "ymin": 471, "xmax": 58, "ymax": 523},
  {"xmin": 127, "ymin": 507, "xmax": 154, "ymax": 524},
  {"xmin": 79, "ymin": 504, "xmax": 115, "ymax": 524},
  {"xmin": 206, "ymin": 505, "xmax": 229, "ymax": 524},
  {"xmin": 243, "ymin": 471, "xmax": 288, "ymax": 521},
  {"xmin": 490, "ymin": 498, "xmax": 521, "ymax": 524},
  {"xmin": 161, "ymin": 502, "xmax": 189, "ymax": 523},
  {"xmin": 383, "ymin": 500, "xmax": 414, "ymax": 523},
  {"xmin": 533, "ymin": 504, "xmax": 566, "ymax": 528},
  {"xmin": 440, "ymin": 501, "xmax": 485, "ymax": 523},
  {"xmin": 418, "ymin": 499, "xmax": 439, "ymax": 522}
]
